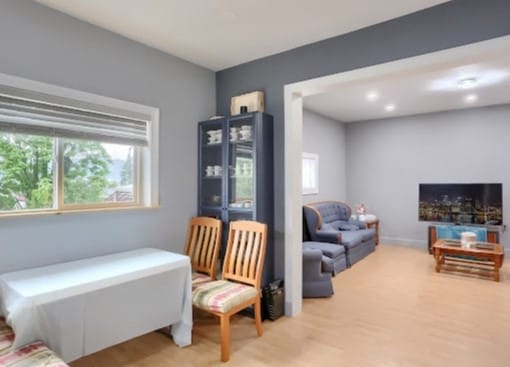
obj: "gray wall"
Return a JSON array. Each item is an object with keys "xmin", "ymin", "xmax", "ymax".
[
  {"xmin": 216, "ymin": 0, "xmax": 510, "ymax": 277},
  {"xmin": 0, "ymin": 1, "xmax": 215, "ymax": 273},
  {"xmin": 345, "ymin": 104, "xmax": 510, "ymax": 249},
  {"xmin": 302, "ymin": 109, "xmax": 346, "ymax": 204}
]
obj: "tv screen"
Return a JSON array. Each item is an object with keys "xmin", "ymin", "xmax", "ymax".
[{"xmin": 419, "ymin": 183, "xmax": 502, "ymax": 225}]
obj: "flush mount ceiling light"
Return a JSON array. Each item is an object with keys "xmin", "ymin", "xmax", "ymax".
[
  {"xmin": 458, "ymin": 77, "xmax": 478, "ymax": 89},
  {"xmin": 366, "ymin": 91, "xmax": 379, "ymax": 102},
  {"xmin": 428, "ymin": 68, "xmax": 509, "ymax": 92},
  {"xmin": 385, "ymin": 104, "xmax": 396, "ymax": 112},
  {"xmin": 465, "ymin": 94, "xmax": 478, "ymax": 103}
]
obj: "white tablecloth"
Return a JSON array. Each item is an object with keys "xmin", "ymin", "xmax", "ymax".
[{"xmin": 0, "ymin": 248, "xmax": 192, "ymax": 362}]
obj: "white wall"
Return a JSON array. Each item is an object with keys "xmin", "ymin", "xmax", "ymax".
[
  {"xmin": 345, "ymin": 104, "xmax": 510, "ymax": 250},
  {"xmin": 302, "ymin": 109, "xmax": 347, "ymax": 204},
  {"xmin": 0, "ymin": 2, "xmax": 215, "ymax": 273}
]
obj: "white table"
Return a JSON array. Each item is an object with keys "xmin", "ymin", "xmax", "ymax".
[{"xmin": 0, "ymin": 248, "xmax": 192, "ymax": 362}]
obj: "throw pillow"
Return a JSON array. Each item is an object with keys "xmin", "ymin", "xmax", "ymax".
[{"xmin": 338, "ymin": 223, "xmax": 359, "ymax": 231}]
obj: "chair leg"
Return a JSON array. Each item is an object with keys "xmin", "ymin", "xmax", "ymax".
[
  {"xmin": 254, "ymin": 298, "xmax": 263, "ymax": 336},
  {"xmin": 220, "ymin": 314, "xmax": 231, "ymax": 362}
]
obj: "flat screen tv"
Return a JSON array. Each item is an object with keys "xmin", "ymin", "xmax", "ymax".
[{"xmin": 419, "ymin": 183, "xmax": 502, "ymax": 225}]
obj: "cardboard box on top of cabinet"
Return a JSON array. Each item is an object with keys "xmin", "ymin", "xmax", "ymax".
[{"xmin": 230, "ymin": 91, "xmax": 264, "ymax": 115}]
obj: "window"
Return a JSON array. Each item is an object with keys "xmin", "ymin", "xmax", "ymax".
[
  {"xmin": 0, "ymin": 75, "xmax": 159, "ymax": 215},
  {"xmin": 0, "ymin": 132, "xmax": 55, "ymax": 211},
  {"xmin": 302, "ymin": 152, "xmax": 319, "ymax": 195}
]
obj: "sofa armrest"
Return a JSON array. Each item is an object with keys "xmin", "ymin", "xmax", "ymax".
[
  {"xmin": 303, "ymin": 248, "xmax": 322, "ymax": 262},
  {"xmin": 313, "ymin": 230, "xmax": 342, "ymax": 244},
  {"xmin": 303, "ymin": 248, "xmax": 330, "ymax": 282},
  {"xmin": 348, "ymin": 219, "xmax": 367, "ymax": 229}
]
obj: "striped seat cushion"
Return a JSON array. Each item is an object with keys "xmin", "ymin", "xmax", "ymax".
[
  {"xmin": 192, "ymin": 271, "xmax": 213, "ymax": 288},
  {"xmin": 0, "ymin": 341, "xmax": 68, "ymax": 366},
  {"xmin": 192, "ymin": 280, "xmax": 258, "ymax": 313},
  {"xmin": 0, "ymin": 317, "xmax": 14, "ymax": 357}
]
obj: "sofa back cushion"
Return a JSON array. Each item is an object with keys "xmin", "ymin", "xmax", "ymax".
[{"xmin": 315, "ymin": 202, "xmax": 351, "ymax": 223}]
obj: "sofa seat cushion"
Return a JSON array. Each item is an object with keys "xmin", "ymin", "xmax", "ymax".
[
  {"xmin": 0, "ymin": 341, "xmax": 68, "ymax": 367},
  {"xmin": 192, "ymin": 280, "xmax": 258, "ymax": 313},
  {"xmin": 339, "ymin": 231, "xmax": 363, "ymax": 248},
  {"xmin": 303, "ymin": 241, "xmax": 345, "ymax": 258},
  {"xmin": 0, "ymin": 317, "xmax": 14, "ymax": 357}
]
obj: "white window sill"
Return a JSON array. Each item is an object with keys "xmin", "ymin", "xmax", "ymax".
[{"xmin": 0, "ymin": 205, "xmax": 160, "ymax": 219}]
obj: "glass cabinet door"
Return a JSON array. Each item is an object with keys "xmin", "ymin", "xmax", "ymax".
[
  {"xmin": 227, "ymin": 116, "xmax": 254, "ymax": 217},
  {"xmin": 199, "ymin": 121, "xmax": 224, "ymax": 210}
]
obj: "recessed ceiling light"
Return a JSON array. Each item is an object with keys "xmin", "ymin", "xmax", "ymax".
[
  {"xmin": 458, "ymin": 78, "xmax": 478, "ymax": 89},
  {"xmin": 465, "ymin": 94, "xmax": 478, "ymax": 103},
  {"xmin": 385, "ymin": 104, "xmax": 396, "ymax": 112},
  {"xmin": 366, "ymin": 91, "xmax": 379, "ymax": 102}
]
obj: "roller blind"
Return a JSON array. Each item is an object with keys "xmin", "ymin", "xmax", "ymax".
[{"xmin": 0, "ymin": 94, "xmax": 149, "ymax": 146}]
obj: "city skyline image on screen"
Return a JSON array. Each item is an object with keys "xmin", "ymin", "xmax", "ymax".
[{"xmin": 419, "ymin": 183, "xmax": 503, "ymax": 225}]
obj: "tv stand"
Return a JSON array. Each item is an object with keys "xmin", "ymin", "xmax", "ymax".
[{"xmin": 427, "ymin": 225, "xmax": 501, "ymax": 254}]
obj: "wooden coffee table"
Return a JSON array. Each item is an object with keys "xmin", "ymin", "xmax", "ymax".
[{"xmin": 432, "ymin": 239, "xmax": 505, "ymax": 281}]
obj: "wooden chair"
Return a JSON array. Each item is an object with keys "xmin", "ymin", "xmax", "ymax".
[
  {"xmin": 184, "ymin": 217, "xmax": 222, "ymax": 287},
  {"xmin": 192, "ymin": 220, "xmax": 268, "ymax": 362}
]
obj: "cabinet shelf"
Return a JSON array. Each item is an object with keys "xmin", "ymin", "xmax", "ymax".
[{"xmin": 229, "ymin": 139, "xmax": 252, "ymax": 144}]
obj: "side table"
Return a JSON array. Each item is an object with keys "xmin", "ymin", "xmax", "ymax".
[{"xmin": 365, "ymin": 219, "xmax": 380, "ymax": 246}]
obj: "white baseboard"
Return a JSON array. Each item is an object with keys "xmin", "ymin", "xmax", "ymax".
[{"xmin": 379, "ymin": 236, "xmax": 427, "ymax": 249}]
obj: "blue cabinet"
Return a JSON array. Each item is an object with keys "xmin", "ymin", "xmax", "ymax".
[{"xmin": 198, "ymin": 112, "xmax": 274, "ymax": 281}]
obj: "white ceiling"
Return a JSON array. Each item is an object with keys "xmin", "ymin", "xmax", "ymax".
[
  {"xmin": 35, "ymin": 0, "xmax": 508, "ymax": 123},
  {"xmin": 303, "ymin": 47, "xmax": 510, "ymax": 122},
  {"xmin": 35, "ymin": 0, "xmax": 448, "ymax": 71}
]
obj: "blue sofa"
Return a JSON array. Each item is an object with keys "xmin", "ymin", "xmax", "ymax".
[{"xmin": 303, "ymin": 201, "xmax": 376, "ymax": 266}]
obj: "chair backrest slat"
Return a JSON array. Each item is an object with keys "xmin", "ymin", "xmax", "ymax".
[
  {"xmin": 184, "ymin": 217, "xmax": 222, "ymax": 279},
  {"xmin": 223, "ymin": 220, "xmax": 267, "ymax": 290},
  {"xmin": 234, "ymin": 229, "xmax": 248, "ymax": 275},
  {"xmin": 242, "ymin": 231, "xmax": 255, "ymax": 278},
  {"xmin": 203, "ymin": 226, "xmax": 214, "ymax": 267},
  {"xmin": 196, "ymin": 225, "xmax": 206, "ymax": 265},
  {"xmin": 249, "ymin": 231, "xmax": 261, "ymax": 279}
]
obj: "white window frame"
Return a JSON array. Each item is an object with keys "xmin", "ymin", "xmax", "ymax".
[
  {"xmin": 302, "ymin": 152, "xmax": 319, "ymax": 195},
  {"xmin": 0, "ymin": 72, "xmax": 159, "ymax": 216}
]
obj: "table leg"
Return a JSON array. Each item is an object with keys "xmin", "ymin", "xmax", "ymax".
[
  {"xmin": 494, "ymin": 256, "xmax": 502, "ymax": 282},
  {"xmin": 434, "ymin": 250, "xmax": 442, "ymax": 273}
]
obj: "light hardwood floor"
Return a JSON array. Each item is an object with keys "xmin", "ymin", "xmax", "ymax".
[{"xmin": 70, "ymin": 244, "xmax": 510, "ymax": 366}]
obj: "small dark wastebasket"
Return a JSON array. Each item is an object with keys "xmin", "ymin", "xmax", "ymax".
[{"xmin": 262, "ymin": 279, "xmax": 284, "ymax": 321}]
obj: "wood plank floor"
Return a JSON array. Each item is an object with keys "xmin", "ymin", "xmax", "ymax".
[{"xmin": 70, "ymin": 244, "xmax": 510, "ymax": 366}]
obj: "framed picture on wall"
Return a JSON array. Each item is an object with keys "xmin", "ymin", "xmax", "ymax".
[{"xmin": 302, "ymin": 152, "xmax": 319, "ymax": 195}]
